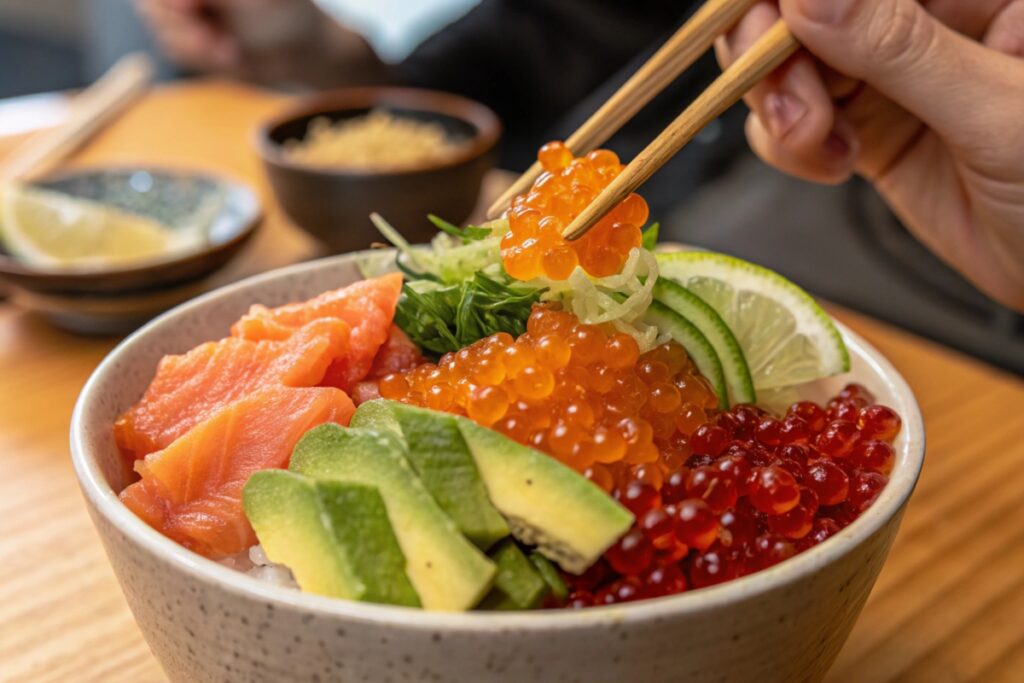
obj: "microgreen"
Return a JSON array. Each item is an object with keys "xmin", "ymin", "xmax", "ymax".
[
  {"xmin": 642, "ymin": 222, "xmax": 660, "ymax": 251},
  {"xmin": 427, "ymin": 215, "xmax": 494, "ymax": 244},
  {"xmin": 395, "ymin": 273, "xmax": 543, "ymax": 356}
]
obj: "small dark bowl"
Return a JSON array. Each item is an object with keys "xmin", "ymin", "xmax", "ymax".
[
  {"xmin": 0, "ymin": 167, "xmax": 262, "ymax": 333},
  {"xmin": 257, "ymin": 87, "xmax": 501, "ymax": 252}
]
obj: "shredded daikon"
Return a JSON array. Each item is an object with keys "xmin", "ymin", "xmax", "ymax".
[
  {"xmin": 532, "ymin": 248, "xmax": 667, "ymax": 352},
  {"xmin": 368, "ymin": 212, "xmax": 504, "ymax": 284}
]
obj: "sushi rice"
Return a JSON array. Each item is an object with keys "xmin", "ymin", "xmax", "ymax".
[{"xmin": 220, "ymin": 546, "xmax": 299, "ymax": 589}]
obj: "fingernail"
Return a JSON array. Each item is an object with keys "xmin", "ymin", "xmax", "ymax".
[
  {"xmin": 824, "ymin": 132, "xmax": 852, "ymax": 158},
  {"xmin": 763, "ymin": 92, "xmax": 808, "ymax": 138},
  {"xmin": 794, "ymin": 0, "xmax": 848, "ymax": 25}
]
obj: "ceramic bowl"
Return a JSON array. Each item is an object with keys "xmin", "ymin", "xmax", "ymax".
[
  {"xmin": 71, "ymin": 251, "xmax": 925, "ymax": 683},
  {"xmin": 256, "ymin": 88, "xmax": 500, "ymax": 252},
  {"xmin": 0, "ymin": 167, "xmax": 262, "ymax": 334}
]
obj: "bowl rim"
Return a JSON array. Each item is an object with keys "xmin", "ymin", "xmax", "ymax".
[
  {"xmin": 70, "ymin": 251, "xmax": 925, "ymax": 632},
  {"xmin": 0, "ymin": 165, "xmax": 263, "ymax": 281},
  {"xmin": 256, "ymin": 86, "xmax": 502, "ymax": 178}
]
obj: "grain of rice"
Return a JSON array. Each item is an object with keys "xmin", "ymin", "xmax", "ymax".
[{"xmin": 247, "ymin": 545, "xmax": 298, "ymax": 588}]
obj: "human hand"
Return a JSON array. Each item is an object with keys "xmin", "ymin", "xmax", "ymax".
[
  {"xmin": 716, "ymin": 0, "xmax": 1024, "ymax": 310},
  {"xmin": 136, "ymin": 0, "xmax": 373, "ymax": 85},
  {"xmin": 137, "ymin": 0, "xmax": 233, "ymax": 73},
  {"xmin": 137, "ymin": 0, "xmax": 309, "ymax": 72}
]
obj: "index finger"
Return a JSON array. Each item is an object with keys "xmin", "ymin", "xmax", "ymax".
[{"xmin": 716, "ymin": 2, "xmax": 836, "ymax": 149}]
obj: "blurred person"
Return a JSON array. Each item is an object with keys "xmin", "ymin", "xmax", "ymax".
[
  {"xmin": 135, "ymin": 0, "xmax": 1024, "ymax": 367},
  {"xmin": 133, "ymin": 0, "xmax": 389, "ymax": 86}
]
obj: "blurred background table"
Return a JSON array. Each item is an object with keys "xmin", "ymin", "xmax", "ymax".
[{"xmin": 1, "ymin": 81, "xmax": 1022, "ymax": 683}]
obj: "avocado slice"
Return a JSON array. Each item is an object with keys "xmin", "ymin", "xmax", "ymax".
[
  {"xmin": 289, "ymin": 424, "xmax": 496, "ymax": 611},
  {"xmin": 529, "ymin": 552, "xmax": 568, "ymax": 603},
  {"xmin": 243, "ymin": 471, "xmax": 420, "ymax": 606},
  {"xmin": 243, "ymin": 470, "xmax": 364, "ymax": 600},
  {"xmin": 351, "ymin": 400, "xmax": 509, "ymax": 549},
  {"xmin": 455, "ymin": 417, "xmax": 634, "ymax": 574},
  {"xmin": 478, "ymin": 539, "xmax": 550, "ymax": 610},
  {"xmin": 316, "ymin": 480, "xmax": 421, "ymax": 607}
]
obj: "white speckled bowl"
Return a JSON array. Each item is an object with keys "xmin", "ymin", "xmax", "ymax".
[{"xmin": 71, "ymin": 251, "xmax": 925, "ymax": 683}]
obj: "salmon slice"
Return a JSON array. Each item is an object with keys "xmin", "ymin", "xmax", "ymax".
[
  {"xmin": 350, "ymin": 382, "xmax": 382, "ymax": 405},
  {"xmin": 232, "ymin": 273, "xmax": 403, "ymax": 392},
  {"xmin": 350, "ymin": 325, "xmax": 426, "ymax": 405},
  {"xmin": 115, "ymin": 318, "xmax": 350, "ymax": 462},
  {"xmin": 366, "ymin": 325, "xmax": 425, "ymax": 379},
  {"xmin": 120, "ymin": 385, "xmax": 355, "ymax": 558}
]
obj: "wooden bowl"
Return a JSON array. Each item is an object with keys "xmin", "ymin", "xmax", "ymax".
[
  {"xmin": 256, "ymin": 88, "xmax": 501, "ymax": 252},
  {"xmin": 0, "ymin": 167, "xmax": 262, "ymax": 333},
  {"xmin": 71, "ymin": 250, "xmax": 926, "ymax": 683}
]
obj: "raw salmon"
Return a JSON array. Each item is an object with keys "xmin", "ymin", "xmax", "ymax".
[
  {"xmin": 232, "ymin": 273, "xmax": 403, "ymax": 392},
  {"xmin": 114, "ymin": 318, "xmax": 350, "ymax": 461},
  {"xmin": 365, "ymin": 325, "xmax": 425, "ymax": 379},
  {"xmin": 349, "ymin": 325, "xmax": 426, "ymax": 405},
  {"xmin": 114, "ymin": 274, "xmax": 409, "ymax": 554},
  {"xmin": 120, "ymin": 385, "xmax": 355, "ymax": 558}
]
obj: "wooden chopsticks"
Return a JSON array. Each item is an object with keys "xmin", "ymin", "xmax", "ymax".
[
  {"xmin": 485, "ymin": 0, "xmax": 760, "ymax": 220},
  {"xmin": 1, "ymin": 53, "xmax": 154, "ymax": 182},
  {"xmin": 563, "ymin": 20, "xmax": 797, "ymax": 240}
]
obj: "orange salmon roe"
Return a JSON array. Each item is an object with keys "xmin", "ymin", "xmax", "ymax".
[
  {"xmin": 380, "ymin": 306, "xmax": 718, "ymax": 480},
  {"xmin": 501, "ymin": 142, "xmax": 649, "ymax": 281}
]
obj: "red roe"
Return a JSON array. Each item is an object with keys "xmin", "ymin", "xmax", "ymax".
[
  {"xmin": 502, "ymin": 141, "xmax": 648, "ymax": 281},
  {"xmin": 672, "ymin": 499, "xmax": 720, "ymax": 550},
  {"xmin": 805, "ymin": 460, "xmax": 850, "ymax": 506},
  {"xmin": 747, "ymin": 466, "xmax": 801, "ymax": 515},
  {"xmin": 559, "ymin": 383, "xmax": 901, "ymax": 608},
  {"xmin": 816, "ymin": 420, "xmax": 861, "ymax": 458}
]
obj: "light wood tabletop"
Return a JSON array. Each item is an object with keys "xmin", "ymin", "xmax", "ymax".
[{"xmin": 1, "ymin": 80, "xmax": 1022, "ymax": 683}]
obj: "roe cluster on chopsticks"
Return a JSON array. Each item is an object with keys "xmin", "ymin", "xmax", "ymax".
[{"xmin": 500, "ymin": 141, "xmax": 650, "ymax": 280}]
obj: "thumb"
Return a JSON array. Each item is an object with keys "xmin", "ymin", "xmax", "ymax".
[{"xmin": 780, "ymin": 0, "xmax": 1014, "ymax": 147}]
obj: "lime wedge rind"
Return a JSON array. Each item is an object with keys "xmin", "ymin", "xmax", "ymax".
[
  {"xmin": 652, "ymin": 277, "xmax": 755, "ymax": 405},
  {"xmin": 643, "ymin": 299, "xmax": 729, "ymax": 407}
]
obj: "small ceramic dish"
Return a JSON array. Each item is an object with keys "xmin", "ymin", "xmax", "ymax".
[
  {"xmin": 71, "ymin": 251, "xmax": 925, "ymax": 683},
  {"xmin": 257, "ymin": 87, "xmax": 501, "ymax": 253},
  {"xmin": 0, "ymin": 167, "xmax": 262, "ymax": 333}
]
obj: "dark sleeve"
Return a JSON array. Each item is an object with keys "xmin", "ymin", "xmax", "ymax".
[{"xmin": 398, "ymin": 0, "xmax": 694, "ymax": 140}]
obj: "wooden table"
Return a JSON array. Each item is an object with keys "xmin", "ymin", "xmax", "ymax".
[{"xmin": 2, "ymin": 80, "xmax": 1022, "ymax": 683}]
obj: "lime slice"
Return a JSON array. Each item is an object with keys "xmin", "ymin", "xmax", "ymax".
[
  {"xmin": 0, "ymin": 182, "xmax": 178, "ymax": 268},
  {"xmin": 656, "ymin": 251, "xmax": 849, "ymax": 391}
]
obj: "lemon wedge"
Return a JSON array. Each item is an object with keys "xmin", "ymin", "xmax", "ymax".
[{"xmin": 0, "ymin": 182, "xmax": 179, "ymax": 269}]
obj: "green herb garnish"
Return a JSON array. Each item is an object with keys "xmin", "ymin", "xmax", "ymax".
[
  {"xmin": 641, "ymin": 222, "xmax": 660, "ymax": 251},
  {"xmin": 395, "ymin": 273, "xmax": 543, "ymax": 355},
  {"xmin": 427, "ymin": 215, "xmax": 494, "ymax": 244},
  {"xmin": 394, "ymin": 256, "xmax": 441, "ymax": 283}
]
